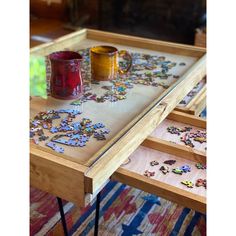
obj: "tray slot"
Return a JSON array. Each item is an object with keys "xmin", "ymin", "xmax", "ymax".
[
  {"xmin": 150, "ymin": 111, "xmax": 206, "ymax": 154},
  {"xmin": 112, "ymin": 145, "xmax": 206, "ymax": 213},
  {"xmin": 112, "ymin": 168, "xmax": 206, "ymax": 213},
  {"xmin": 167, "ymin": 110, "xmax": 206, "ymax": 128},
  {"xmin": 142, "ymin": 137, "xmax": 206, "ymax": 164},
  {"xmin": 175, "ymin": 77, "xmax": 206, "ymax": 116},
  {"xmin": 187, "ymin": 86, "xmax": 206, "ymax": 116}
]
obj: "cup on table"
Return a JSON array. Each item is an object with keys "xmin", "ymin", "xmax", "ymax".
[
  {"xmin": 48, "ymin": 51, "xmax": 83, "ymax": 100},
  {"xmin": 90, "ymin": 46, "xmax": 132, "ymax": 81}
]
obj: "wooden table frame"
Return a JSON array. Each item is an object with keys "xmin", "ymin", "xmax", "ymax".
[{"xmin": 30, "ymin": 29, "xmax": 206, "ymax": 213}]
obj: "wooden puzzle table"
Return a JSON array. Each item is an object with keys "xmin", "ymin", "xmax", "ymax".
[{"xmin": 30, "ymin": 29, "xmax": 206, "ymax": 235}]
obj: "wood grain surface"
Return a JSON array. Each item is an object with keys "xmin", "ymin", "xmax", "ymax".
[{"xmin": 112, "ymin": 145, "xmax": 206, "ymax": 213}]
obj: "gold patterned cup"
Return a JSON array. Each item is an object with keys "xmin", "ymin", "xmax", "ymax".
[{"xmin": 90, "ymin": 45, "xmax": 132, "ymax": 81}]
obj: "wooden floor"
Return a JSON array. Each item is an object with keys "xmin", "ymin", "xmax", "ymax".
[{"xmin": 30, "ymin": 18, "xmax": 74, "ymax": 48}]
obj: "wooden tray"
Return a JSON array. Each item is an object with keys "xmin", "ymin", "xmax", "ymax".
[
  {"xmin": 30, "ymin": 29, "xmax": 206, "ymax": 206},
  {"xmin": 112, "ymin": 111, "xmax": 206, "ymax": 213},
  {"xmin": 175, "ymin": 77, "xmax": 206, "ymax": 116}
]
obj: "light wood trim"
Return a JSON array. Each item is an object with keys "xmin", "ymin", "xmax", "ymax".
[
  {"xmin": 186, "ymin": 84, "xmax": 206, "ymax": 110},
  {"xmin": 174, "ymin": 106, "xmax": 194, "ymax": 115},
  {"xmin": 87, "ymin": 29, "xmax": 206, "ymax": 58},
  {"xmin": 167, "ymin": 110, "xmax": 206, "ymax": 129},
  {"xmin": 30, "ymin": 28, "xmax": 206, "ymax": 57},
  {"xmin": 30, "ymin": 145, "xmax": 88, "ymax": 206},
  {"xmin": 142, "ymin": 137, "xmax": 206, "ymax": 164},
  {"xmin": 30, "ymin": 29, "xmax": 87, "ymax": 56},
  {"xmin": 84, "ymin": 179, "xmax": 110, "ymax": 205},
  {"xmin": 174, "ymin": 83, "xmax": 206, "ymax": 116},
  {"xmin": 85, "ymin": 55, "xmax": 206, "ymax": 193},
  {"xmin": 112, "ymin": 168, "xmax": 206, "ymax": 213},
  {"xmin": 188, "ymin": 87, "xmax": 206, "ymax": 116}
]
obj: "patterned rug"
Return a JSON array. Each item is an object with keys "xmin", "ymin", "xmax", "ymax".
[{"xmin": 30, "ymin": 180, "xmax": 206, "ymax": 236}]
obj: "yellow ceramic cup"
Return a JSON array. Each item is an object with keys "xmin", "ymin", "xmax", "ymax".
[{"xmin": 90, "ymin": 45, "xmax": 132, "ymax": 81}]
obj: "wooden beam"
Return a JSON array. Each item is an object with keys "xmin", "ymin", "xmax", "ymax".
[
  {"xmin": 188, "ymin": 87, "xmax": 206, "ymax": 116},
  {"xmin": 87, "ymin": 29, "xmax": 206, "ymax": 58},
  {"xmin": 167, "ymin": 110, "xmax": 206, "ymax": 129},
  {"xmin": 112, "ymin": 168, "xmax": 206, "ymax": 214},
  {"xmin": 142, "ymin": 136, "xmax": 206, "ymax": 164}
]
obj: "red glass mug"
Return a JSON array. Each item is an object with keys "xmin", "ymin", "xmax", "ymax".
[{"xmin": 49, "ymin": 51, "xmax": 83, "ymax": 100}]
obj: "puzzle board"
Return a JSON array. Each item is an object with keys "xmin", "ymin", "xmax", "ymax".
[
  {"xmin": 121, "ymin": 146, "xmax": 206, "ymax": 197},
  {"xmin": 30, "ymin": 38, "xmax": 198, "ymax": 166}
]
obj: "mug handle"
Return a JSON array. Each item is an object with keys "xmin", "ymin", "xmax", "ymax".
[{"xmin": 118, "ymin": 50, "xmax": 132, "ymax": 74}]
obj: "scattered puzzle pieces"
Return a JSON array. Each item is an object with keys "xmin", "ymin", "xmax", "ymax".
[
  {"xmin": 180, "ymin": 165, "xmax": 191, "ymax": 173},
  {"xmin": 150, "ymin": 160, "xmax": 159, "ymax": 166},
  {"xmin": 181, "ymin": 180, "xmax": 194, "ymax": 188},
  {"xmin": 46, "ymin": 141, "xmax": 64, "ymax": 153},
  {"xmin": 70, "ymin": 100, "xmax": 82, "ymax": 106},
  {"xmin": 196, "ymin": 179, "xmax": 206, "ymax": 188},
  {"xmin": 50, "ymin": 127, "xmax": 59, "ymax": 133},
  {"xmin": 195, "ymin": 163, "xmax": 207, "ymax": 169},
  {"xmin": 166, "ymin": 125, "xmax": 206, "ymax": 149},
  {"xmin": 69, "ymin": 48, "xmax": 186, "ymax": 106},
  {"xmin": 144, "ymin": 170, "xmax": 155, "ymax": 177},
  {"xmin": 38, "ymin": 135, "xmax": 49, "ymax": 141},
  {"xmin": 172, "ymin": 168, "xmax": 183, "ymax": 175},
  {"xmin": 164, "ymin": 160, "xmax": 176, "ymax": 165},
  {"xmin": 194, "ymin": 137, "xmax": 207, "ymax": 143},
  {"xmin": 167, "ymin": 126, "xmax": 182, "ymax": 135},
  {"xmin": 159, "ymin": 165, "xmax": 170, "ymax": 174},
  {"xmin": 180, "ymin": 133, "xmax": 195, "ymax": 148},
  {"xmin": 30, "ymin": 109, "xmax": 110, "ymax": 154}
]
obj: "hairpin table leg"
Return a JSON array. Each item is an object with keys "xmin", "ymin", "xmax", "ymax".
[
  {"xmin": 57, "ymin": 197, "xmax": 69, "ymax": 236},
  {"xmin": 94, "ymin": 192, "xmax": 101, "ymax": 236}
]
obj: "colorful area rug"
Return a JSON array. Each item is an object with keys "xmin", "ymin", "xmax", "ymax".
[{"xmin": 30, "ymin": 180, "xmax": 206, "ymax": 236}]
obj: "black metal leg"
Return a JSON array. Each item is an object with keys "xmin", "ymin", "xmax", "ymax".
[
  {"xmin": 57, "ymin": 197, "xmax": 69, "ymax": 236},
  {"xmin": 94, "ymin": 192, "xmax": 101, "ymax": 236}
]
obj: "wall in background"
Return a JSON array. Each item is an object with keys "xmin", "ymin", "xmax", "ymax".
[
  {"xmin": 30, "ymin": 0, "xmax": 68, "ymax": 20},
  {"xmin": 30, "ymin": 0, "xmax": 206, "ymax": 45}
]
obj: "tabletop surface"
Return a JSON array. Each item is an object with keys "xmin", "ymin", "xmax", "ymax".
[{"xmin": 30, "ymin": 38, "xmax": 198, "ymax": 167}]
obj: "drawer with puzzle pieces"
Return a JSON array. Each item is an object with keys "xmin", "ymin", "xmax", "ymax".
[
  {"xmin": 112, "ymin": 111, "xmax": 206, "ymax": 213},
  {"xmin": 30, "ymin": 29, "xmax": 206, "ymax": 207},
  {"xmin": 175, "ymin": 77, "xmax": 206, "ymax": 116}
]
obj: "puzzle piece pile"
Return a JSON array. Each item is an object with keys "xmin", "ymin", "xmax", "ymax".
[
  {"xmin": 30, "ymin": 109, "xmax": 110, "ymax": 153},
  {"xmin": 70, "ymin": 48, "xmax": 186, "ymax": 105},
  {"xmin": 142, "ymin": 159, "xmax": 206, "ymax": 189},
  {"xmin": 167, "ymin": 126, "xmax": 206, "ymax": 148}
]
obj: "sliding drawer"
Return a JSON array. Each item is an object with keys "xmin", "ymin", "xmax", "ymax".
[
  {"xmin": 149, "ymin": 110, "xmax": 206, "ymax": 153},
  {"xmin": 175, "ymin": 77, "xmax": 206, "ymax": 116},
  {"xmin": 112, "ymin": 111, "xmax": 206, "ymax": 213}
]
